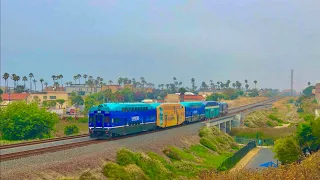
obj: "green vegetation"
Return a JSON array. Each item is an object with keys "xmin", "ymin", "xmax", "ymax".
[
  {"xmin": 273, "ymin": 136, "xmax": 302, "ymax": 164},
  {"xmin": 0, "ymin": 101, "xmax": 59, "ymax": 140},
  {"xmin": 230, "ymin": 127, "xmax": 296, "ymax": 140},
  {"xmin": 64, "ymin": 124, "xmax": 80, "ymax": 135},
  {"xmin": 79, "ymin": 171, "xmax": 98, "ymax": 180}
]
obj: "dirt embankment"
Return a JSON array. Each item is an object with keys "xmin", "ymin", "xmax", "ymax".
[
  {"xmin": 243, "ymin": 97, "xmax": 300, "ymax": 128},
  {"xmin": 225, "ymin": 97, "xmax": 268, "ymax": 109}
]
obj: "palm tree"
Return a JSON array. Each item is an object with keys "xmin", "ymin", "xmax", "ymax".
[
  {"xmin": 22, "ymin": 76, "xmax": 28, "ymax": 88},
  {"xmin": 54, "ymin": 82, "xmax": 59, "ymax": 90},
  {"xmin": 166, "ymin": 84, "xmax": 170, "ymax": 90},
  {"xmin": 33, "ymin": 79, "xmax": 37, "ymax": 91},
  {"xmin": 2, "ymin": 73, "xmax": 9, "ymax": 93},
  {"xmin": 140, "ymin": 77, "xmax": 146, "ymax": 88},
  {"xmin": 44, "ymin": 82, "xmax": 48, "ymax": 89},
  {"xmin": 58, "ymin": 74, "xmax": 63, "ymax": 88},
  {"xmin": 51, "ymin": 75, "xmax": 56, "ymax": 85},
  {"xmin": 191, "ymin": 78, "xmax": 195, "ymax": 92},
  {"xmin": 15, "ymin": 76, "xmax": 20, "ymax": 86},
  {"xmin": 118, "ymin": 77, "xmax": 123, "ymax": 86},
  {"xmin": 232, "ymin": 83, "xmax": 236, "ymax": 88},
  {"xmin": 83, "ymin": 74, "xmax": 88, "ymax": 85},
  {"xmin": 108, "ymin": 80, "xmax": 113, "ymax": 85},
  {"xmin": 308, "ymin": 82, "xmax": 311, "ymax": 86},
  {"xmin": 99, "ymin": 78, "xmax": 104, "ymax": 87},
  {"xmin": 77, "ymin": 74, "xmax": 82, "ymax": 84},
  {"xmin": 245, "ymin": 84, "xmax": 249, "ymax": 91},
  {"xmin": 132, "ymin": 78, "xmax": 137, "ymax": 87},
  {"xmin": 73, "ymin": 75, "xmax": 78, "ymax": 85},
  {"xmin": 245, "ymin": 79, "xmax": 248, "ymax": 84},
  {"xmin": 254, "ymin": 80, "xmax": 257, "ymax": 89},
  {"xmin": 29, "ymin": 73, "xmax": 34, "ymax": 91},
  {"xmin": 40, "ymin": 78, "xmax": 44, "ymax": 92}
]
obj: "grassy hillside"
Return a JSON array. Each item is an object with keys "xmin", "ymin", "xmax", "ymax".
[
  {"xmin": 230, "ymin": 126, "xmax": 296, "ymax": 140},
  {"xmin": 66, "ymin": 127, "xmax": 240, "ymax": 180},
  {"xmin": 244, "ymin": 97, "xmax": 299, "ymax": 128},
  {"xmin": 200, "ymin": 150, "xmax": 320, "ymax": 180}
]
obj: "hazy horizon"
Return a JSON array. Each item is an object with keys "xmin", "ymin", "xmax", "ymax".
[{"xmin": 1, "ymin": 0, "xmax": 319, "ymax": 91}]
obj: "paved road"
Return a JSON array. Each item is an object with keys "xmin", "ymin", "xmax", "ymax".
[{"xmin": 246, "ymin": 147, "xmax": 279, "ymax": 170}]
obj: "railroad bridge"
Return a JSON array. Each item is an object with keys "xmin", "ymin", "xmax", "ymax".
[{"xmin": 205, "ymin": 103, "xmax": 273, "ymax": 133}]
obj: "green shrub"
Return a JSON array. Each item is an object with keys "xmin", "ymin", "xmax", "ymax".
[
  {"xmin": 312, "ymin": 99, "xmax": 318, "ymax": 104},
  {"xmin": 174, "ymin": 161, "xmax": 198, "ymax": 177},
  {"xmin": 102, "ymin": 162, "xmax": 130, "ymax": 180},
  {"xmin": 200, "ymin": 137, "xmax": 217, "ymax": 152},
  {"xmin": 79, "ymin": 171, "xmax": 97, "ymax": 180},
  {"xmin": 297, "ymin": 108, "xmax": 304, "ymax": 113},
  {"xmin": 163, "ymin": 147, "xmax": 181, "ymax": 161},
  {"xmin": 266, "ymin": 120, "xmax": 276, "ymax": 127},
  {"xmin": 0, "ymin": 101, "xmax": 59, "ymax": 140},
  {"xmin": 304, "ymin": 114, "xmax": 315, "ymax": 122},
  {"xmin": 66, "ymin": 116, "xmax": 74, "ymax": 121},
  {"xmin": 64, "ymin": 124, "xmax": 79, "ymax": 135},
  {"xmin": 268, "ymin": 114, "xmax": 284, "ymax": 123},
  {"xmin": 147, "ymin": 152, "xmax": 177, "ymax": 174},
  {"xmin": 77, "ymin": 117, "xmax": 88, "ymax": 123},
  {"xmin": 134, "ymin": 153, "xmax": 171, "ymax": 180},
  {"xmin": 116, "ymin": 148, "xmax": 138, "ymax": 166},
  {"xmin": 124, "ymin": 164, "xmax": 149, "ymax": 180}
]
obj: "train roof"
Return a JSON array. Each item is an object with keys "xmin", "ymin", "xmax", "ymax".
[
  {"xmin": 202, "ymin": 101, "xmax": 219, "ymax": 106},
  {"xmin": 180, "ymin": 101, "xmax": 204, "ymax": 108},
  {"xmin": 96, "ymin": 102, "xmax": 161, "ymax": 111}
]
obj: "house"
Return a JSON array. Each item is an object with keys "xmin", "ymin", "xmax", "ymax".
[
  {"xmin": 164, "ymin": 94, "xmax": 206, "ymax": 103},
  {"xmin": 101, "ymin": 85, "xmax": 121, "ymax": 93},
  {"xmin": 65, "ymin": 84, "xmax": 101, "ymax": 95},
  {"xmin": 0, "ymin": 93, "xmax": 30, "ymax": 106},
  {"xmin": 27, "ymin": 91, "xmax": 69, "ymax": 109}
]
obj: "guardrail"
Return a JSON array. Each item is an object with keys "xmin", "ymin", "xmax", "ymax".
[{"xmin": 217, "ymin": 141, "xmax": 257, "ymax": 171}]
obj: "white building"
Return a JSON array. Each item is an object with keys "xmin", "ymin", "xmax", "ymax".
[{"xmin": 65, "ymin": 84, "xmax": 101, "ymax": 95}]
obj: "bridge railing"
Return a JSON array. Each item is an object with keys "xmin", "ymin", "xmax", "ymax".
[{"xmin": 217, "ymin": 140, "xmax": 257, "ymax": 171}]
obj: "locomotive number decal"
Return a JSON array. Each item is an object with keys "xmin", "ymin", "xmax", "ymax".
[{"xmin": 131, "ymin": 116, "xmax": 140, "ymax": 121}]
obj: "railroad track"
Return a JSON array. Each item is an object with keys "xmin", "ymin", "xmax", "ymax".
[
  {"xmin": 0, "ymin": 134, "xmax": 89, "ymax": 150},
  {"xmin": 0, "ymin": 98, "xmax": 279, "ymax": 162}
]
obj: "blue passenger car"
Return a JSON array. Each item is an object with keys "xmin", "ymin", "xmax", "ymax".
[
  {"xmin": 89, "ymin": 103, "xmax": 160, "ymax": 139},
  {"xmin": 180, "ymin": 102, "xmax": 205, "ymax": 123}
]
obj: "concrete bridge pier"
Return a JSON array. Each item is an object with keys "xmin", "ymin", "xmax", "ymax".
[
  {"xmin": 226, "ymin": 121, "xmax": 231, "ymax": 133},
  {"xmin": 220, "ymin": 122, "xmax": 226, "ymax": 133}
]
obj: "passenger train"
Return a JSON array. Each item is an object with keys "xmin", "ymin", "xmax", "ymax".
[{"xmin": 88, "ymin": 101, "xmax": 228, "ymax": 139}]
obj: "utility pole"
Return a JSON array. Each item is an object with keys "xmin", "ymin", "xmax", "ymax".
[{"xmin": 291, "ymin": 69, "xmax": 294, "ymax": 96}]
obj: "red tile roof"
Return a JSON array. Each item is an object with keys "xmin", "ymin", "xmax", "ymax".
[
  {"xmin": 183, "ymin": 95, "xmax": 205, "ymax": 101},
  {"xmin": 1, "ymin": 93, "xmax": 29, "ymax": 101}
]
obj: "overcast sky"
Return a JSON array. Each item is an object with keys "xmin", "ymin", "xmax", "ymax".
[{"xmin": 1, "ymin": 0, "xmax": 319, "ymax": 91}]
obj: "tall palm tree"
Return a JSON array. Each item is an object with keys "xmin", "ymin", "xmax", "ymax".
[
  {"xmin": 99, "ymin": 78, "xmax": 104, "ymax": 87},
  {"xmin": 11, "ymin": 74, "xmax": 17, "ymax": 88},
  {"xmin": 51, "ymin": 75, "xmax": 56, "ymax": 85},
  {"xmin": 40, "ymin": 78, "xmax": 44, "ymax": 92},
  {"xmin": 118, "ymin": 77, "xmax": 123, "ymax": 86},
  {"xmin": 44, "ymin": 82, "xmax": 48, "ymax": 89},
  {"xmin": 2, "ymin": 73, "xmax": 10, "ymax": 93},
  {"xmin": 191, "ymin": 78, "xmax": 195, "ymax": 92},
  {"xmin": 245, "ymin": 84, "xmax": 249, "ymax": 91},
  {"xmin": 54, "ymin": 82, "xmax": 59, "ymax": 90},
  {"xmin": 108, "ymin": 80, "xmax": 113, "ymax": 85},
  {"xmin": 308, "ymin": 82, "xmax": 311, "ymax": 86},
  {"xmin": 245, "ymin": 79, "xmax": 248, "ymax": 84},
  {"xmin": 83, "ymin": 74, "xmax": 88, "ymax": 84},
  {"xmin": 254, "ymin": 80, "xmax": 258, "ymax": 89},
  {"xmin": 140, "ymin": 77, "xmax": 146, "ymax": 88},
  {"xmin": 29, "ymin": 73, "xmax": 34, "ymax": 92},
  {"xmin": 166, "ymin": 84, "xmax": 170, "ymax": 90},
  {"xmin": 58, "ymin": 74, "xmax": 63, "ymax": 88},
  {"xmin": 132, "ymin": 78, "xmax": 136, "ymax": 87},
  {"xmin": 232, "ymin": 83, "xmax": 236, "ymax": 88},
  {"xmin": 15, "ymin": 76, "xmax": 20, "ymax": 86},
  {"xmin": 73, "ymin": 75, "xmax": 78, "ymax": 85},
  {"xmin": 77, "ymin": 74, "xmax": 82, "ymax": 84},
  {"xmin": 22, "ymin": 76, "xmax": 28, "ymax": 88},
  {"xmin": 33, "ymin": 79, "xmax": 37, "ymax": 91}
]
